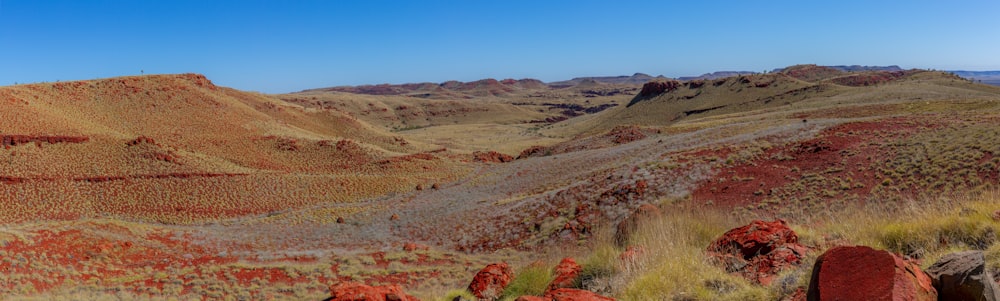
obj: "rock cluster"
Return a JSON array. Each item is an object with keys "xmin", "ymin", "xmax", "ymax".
[
  {"xmin": 466, "ymin": 259, "xmax": 615, "ymax": 301},
  {"xmin": 473, "ymin": 151, "xmax": 514, "ymax": 163},
  {"xmin": 327, "ymin": 282, "xmax": 420, "ymax": 301},
  {"xmin": 706, "ymin": 219, "xmax": 809, "ymax": 285}
]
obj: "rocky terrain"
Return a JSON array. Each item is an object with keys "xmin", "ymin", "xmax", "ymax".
[{"xmin": 3, "ymin": 65, "xmax": 1000, "ymax": 300}]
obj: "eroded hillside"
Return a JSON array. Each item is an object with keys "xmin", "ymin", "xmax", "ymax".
[{"xmin": 3, "ymin": 68, "xmax": 1000, "ymax": 300}]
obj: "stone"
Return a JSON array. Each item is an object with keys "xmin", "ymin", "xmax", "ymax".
[
  {"xmin": 546, "ymin": 257, "xmax": 582, "ymax": 292},
  {"xmin": 806, "ymin": 245, "xmax": 936, "ymax": 301},
  {"xmin": 468, "ymin": 262, "xmax": 514, "ymax": 300},
  {"xmin": 327, "ymin": 282, "xmax": 420, "ymax": 301},
  {"xmin": 925, "ymin": 250, "xmax": 999, "ymax": 301},
  {"xmin": 706, "ymin": 219, "xmax": 809, "ymax": 285}
]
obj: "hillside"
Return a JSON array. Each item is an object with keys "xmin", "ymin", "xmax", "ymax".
[
  {"xmin": 0, "ymin": 74, "xmax": 466, "ymax": 224},
  {"xmin": 4, "ymin": 67, "xmax": 1000, "ymax": 300},
  {"xmin": 572, "ymin": 67, "xmax": 998, "ymax": 133}
]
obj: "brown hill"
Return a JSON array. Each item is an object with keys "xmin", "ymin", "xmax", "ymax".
[
  {"xmin": 0, "ymin": 74, "xmax": 464, "ymax": 224},
  {"xmin": 568, "ymin": 69, "xmax": 999, "ymax": 135}
]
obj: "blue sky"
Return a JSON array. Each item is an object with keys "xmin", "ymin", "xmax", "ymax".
[{"xmin": 1, "ymin": 1, "xmax": 998, "ymax": 93}]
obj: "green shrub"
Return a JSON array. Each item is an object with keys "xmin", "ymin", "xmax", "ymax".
[{"xmin": 499, "ymin": 264, "xmax": 553, "ymax": 300}]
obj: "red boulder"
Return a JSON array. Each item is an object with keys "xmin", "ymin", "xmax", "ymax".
[
  {"xmin": 706, "ymin": 219, "xmax": 809, "ymax": 285},
  {"xmin": 468, "ymin": 262, "xmax": 514, "ymax": 300},
  {"xmin": 545, "ymin": 288, "xmax": 615, "ymax": 301},
  {"xmin": 546, "ymin": 258, "xmax": 582, "ymax": 292},
  {"xmin": 807, "ymin": 245, "xmax": 936, "ymax": 301},
  {"xmin": 327, "ymin": 282, "xmax": 420, "ymax": 301}
]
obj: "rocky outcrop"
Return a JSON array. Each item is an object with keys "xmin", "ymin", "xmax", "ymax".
[
  {"xmin": 707, "ymin": 220, "xmax": 809, "ymax": 285},
  {"xmin": 830, "ymin": 71, "xmax": 910, "ymax": 87},
  {"xmin": 807, "ymin": 245, "xmax": 936, "ymax": 301},
  {"xmin": 546, "ymin": 258, "xmax": 582, "ymax": 292},
  {"xmin": 636, "ymin": 80, "xmax": 681, "ymax": 98},
  {"xmin": 326, "ymin": 282, "xmax": 420, "ymax": 301},
  {"xmin": 2, "ymin": 135, "xmax": 89, "ymax": 146},
  {"xmin": 925, "ymin": 250, "xmax": 999, "ymax": 301},
  {"xmin": 468, "ymin": 263, "xmax": 514, "ymax": 300},
  {"xmin": 607, "ymin": 125, "xmax": 650, "ymax": 144},
  {"xmin": 517, "ymin": 145, "xmax": 549, "ymax": 159},
  {"xmin": 473, "ymin": 151, "xmax": 514, "ymax": 163}
]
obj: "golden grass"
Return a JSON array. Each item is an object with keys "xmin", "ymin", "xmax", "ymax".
[
  {"xmin": 398, "ymin": 123, "xmax": 566, "ymax": 155},
  {"xmin": 571, "ymin": 190, "xmax": 1000, "ymax": 300}
]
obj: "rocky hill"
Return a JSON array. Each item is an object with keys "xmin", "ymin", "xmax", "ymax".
[{"xmin": 5, "ymin": 66, "xmax": 1000, "ymax": 300}]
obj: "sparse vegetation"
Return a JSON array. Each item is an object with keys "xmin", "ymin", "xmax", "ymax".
[{"xmin": 2, "ymin": 68, "xmax": 1000, "ymax": 299}]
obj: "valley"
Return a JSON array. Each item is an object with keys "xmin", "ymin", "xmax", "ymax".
[{"xmin": 3, "ymin": 65, "xmax": 1000, "ymax": 300}]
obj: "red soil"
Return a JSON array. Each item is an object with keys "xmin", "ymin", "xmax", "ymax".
[{"xmin": 690, "ymin": 117, "xmax": 944, "ymax": 209}]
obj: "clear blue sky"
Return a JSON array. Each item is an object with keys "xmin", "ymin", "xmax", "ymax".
[{"xmin": 1, "ymin": 1, "xmax": 999, "ymax": 93}]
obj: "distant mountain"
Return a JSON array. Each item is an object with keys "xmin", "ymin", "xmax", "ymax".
[
  {"xmin": 303, "ymin": 78, "xmax": 548, "ymax": 98},
  {"xmin": 677, "ymin": 71, "xmax": 755, "ymax": 81},
  {"xmin": 548, "ymin": 73, "xmax": 667, "ymax": 86},
  {"xmin": 769, "ymin": 65, "xmax": 903, "ymax": 73}
]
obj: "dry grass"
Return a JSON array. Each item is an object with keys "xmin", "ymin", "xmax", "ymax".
[{"xmin": 570, "ymin": 190, "xmax": 1000, "ymax": 300}]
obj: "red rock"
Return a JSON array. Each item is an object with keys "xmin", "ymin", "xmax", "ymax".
[
  {"xmin": 546, "ymin": 258, "xmax": 582, "ymax": 292},
  {"xmin": 514, "ymin": 296, "xmax": 551, "ymax": 301},
  {"xmin": 544, "ymin": 288, "xmax": 615, "ymax": 301},
  {"xmin": 607, "ymin": 125, "xmax": 647, "ymax": 144},
  {"xmin": 517, "ymin": 145, "xmax": 549, "ymax": 159},
  {"xmin": 807, "ymin": 245, "xmax": 936, "ymax": 301},
  {"xmin": 336, "ymin": 217, "xmax": 345, "ymax": 224},
  {"xmin": 402, "ymin": 243, "xmax": 428, "ymax": 252},
  {"xmin": 706, "ymin": 219, "xmax": 809, "ymax": 285},
  {"xmin": 637, "ymin": 80, "xmax": 681, "ymax": 98},
  {"xmin": 468, "ymin": 263, "xmax": 514, "ymax": 300},
  {"xmin": 619, "ymin": 246, "xmax": 645, "ymax": 263},
  {"xmin": 473, "ymin": 151, "xmax": 514, "ymax": 163},
  {"xmin": 327, "ymin": 282, "xmax": 420, "ymax": 301}
]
